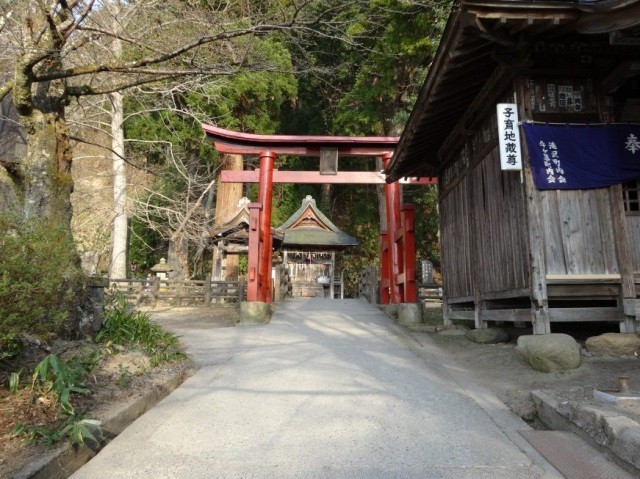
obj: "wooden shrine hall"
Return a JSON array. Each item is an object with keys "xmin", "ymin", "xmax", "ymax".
[
  {"xmin": 277, "ymin": 195, "xmax": 357, "ymax": 299},
  {"xmin": 202, "ymin": 124, "xmax": 436, "ymax": 304},
  {"xmin": 387, "ymin": 0, "xmax": 640, "ymax": 334}
]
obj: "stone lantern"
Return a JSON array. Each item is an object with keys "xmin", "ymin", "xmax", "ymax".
[{"xmin": 150, "ymin": 258, "xmax": 172, "ymax": 280}]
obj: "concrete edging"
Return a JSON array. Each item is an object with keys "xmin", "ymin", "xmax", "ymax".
[
  {"xmin": 15, "ymin": 369, "xmax": 192, "ymax": 479},
  {"xmin": 532, "ymin": 389, "xmax": 640, "ymax": 476}
]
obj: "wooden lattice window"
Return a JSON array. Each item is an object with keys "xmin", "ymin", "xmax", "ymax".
[{"xmin": 623, "ymin": 180, "xmax": 640, "ymax": 213}]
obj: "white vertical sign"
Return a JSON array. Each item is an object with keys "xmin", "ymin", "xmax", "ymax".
[{"xmin": 496, "ymin": 103, "xmax": 522, "ymax": 170}]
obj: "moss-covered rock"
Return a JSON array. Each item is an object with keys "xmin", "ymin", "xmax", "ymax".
[
  {"xmin": 466, "ymin": 327, "xmax": 510, "ymax": 344},
  {"xmin": 585, "ymin": 333, "xmax": 640, "ymax": 357},
  {"xmin": 517, "ymin": 333, "xmax": 581, "ymax": 372}
]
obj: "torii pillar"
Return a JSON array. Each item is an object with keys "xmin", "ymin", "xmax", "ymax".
[
  {"xmin": 383, "ymin": 152, "xmax": 402, "ymax": 304},
  {"xmin": 247, "ymin": 150, "xmax": 276, "ymax": 303},
  {"xmin": 381, "ymin": 153, "xmax": 417, "ymax": 305},
  {"xmin": 255, "ymin": 150, "xmax": 276, "ymax": 303}
]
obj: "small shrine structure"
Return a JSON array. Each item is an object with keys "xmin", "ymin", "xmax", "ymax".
[
  {"xmin": 209, "ymin": 197, "xmax": 283, "ymax": 280},
  {"xmin": 278, "ymin": 196, "xmax": 357, "ymax": 299}
]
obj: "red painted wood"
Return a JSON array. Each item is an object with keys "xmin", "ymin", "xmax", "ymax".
[
  {"xmin": 383, "ymin": 153, "xmax": 402, "ymax": 304},
  {"xmin": 203, "ymin": 125, "xmax": 426, "ymax": 304},
  {"xmin": 213, "ymin": 143, "xmax": 399, "ymax": 157},
  {"xmin": 202, "ymin": 124, "xmax": 398, "ymax": 157},
  {"xmin": 221, "ymin": 170, "xmax": 437, "ymax": 185},
  {"xmin": 258, "ymin": 151, "xmax": 276, "ymax": 303}
]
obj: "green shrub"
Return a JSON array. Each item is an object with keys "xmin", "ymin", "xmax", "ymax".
[
  {"xmin": 12, "ymin": 352, "xmax": 100, "ymax": 447},
  {"xmin": 96, "ymin": 291, "xmax": 188, "ymax": 366},
  {"xmin": 0, "ymin": 214, "xmax": 84, "ymax": 352},
  {"xmin": 32, "ymin": 353, "xmax": 91, "ymax": 415},
  {"xmin": 13, "ymin": 414, "xmax": 100, "ymax": 447}
]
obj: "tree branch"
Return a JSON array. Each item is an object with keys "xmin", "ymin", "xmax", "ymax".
[{"xmin": 33, "ymin": 22, "xmax": 298, "ymax": 83}]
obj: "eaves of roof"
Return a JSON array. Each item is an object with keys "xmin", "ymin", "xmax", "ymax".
[
  {"xmin": 386, "ymin": 0, "xmax": 640, "ymax": 182},
  {"xmin": 282, "ymin": 228, "xmax": 358, "ymax": 248}
]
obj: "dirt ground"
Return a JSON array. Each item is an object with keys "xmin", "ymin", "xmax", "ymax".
[
  {"xmin": 419, "ymin": 304, "xmax": 640, "ymax": 427},
  {"xmin": 3, "ymin": 302, "xmax": 638, "ymax": 477}
]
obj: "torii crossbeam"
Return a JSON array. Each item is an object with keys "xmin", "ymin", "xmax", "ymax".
[{"xmin": 202, "ymin": 124, "xmax": 436, "ymax": 305}]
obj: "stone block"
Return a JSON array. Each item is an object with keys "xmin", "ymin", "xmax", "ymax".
[
  {"xmin": 517, "ymin": 333, "xmax": 581, "ymax": 372},
  {"xmin": 603, "ymin": 415, "xmax": 640, "ymax": 470},
  {"xmin": 398, "ymin": 303, "xmax": 421, "ymax": 326},
  {"xmin": 585, "ymin": 333, "xmax": 640, "ymax": 357},
  {"xmin": 379, "ymin": 304, "xmax": 399, "ymax": 320},
  {"xmin": 239, "ymin": 301, "xmax": 271, "ymax": 325}
]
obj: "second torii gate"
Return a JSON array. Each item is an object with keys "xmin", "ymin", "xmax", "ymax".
[{"xmin": 202, "ymin": 124, "xmax": 436, "ymax": 305}]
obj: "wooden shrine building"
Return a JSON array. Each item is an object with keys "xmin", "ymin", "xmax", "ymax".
[
  {"xmin": 209, "ymin": 197, "xmax": 283, "ymax": 280},
  {"xmin": 387, "ymin": 0, "xmax": 640, "ymax": 333},
  {"xmin": 277, "ymin": 195, "xmax": 357, "ymax": 299}
]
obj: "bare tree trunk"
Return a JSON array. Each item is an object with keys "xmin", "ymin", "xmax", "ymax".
[
  {"xmin": 109, "ymin": 91, "xmax": 128, "ymax": 279},
  {"xmin": 13, "ymin": 68, "xmax": 96, "ymax": 337},
  {"xmin": 168, "ymin": 236, "xmax": 189, "ymax": 279},
  {"xmin": 376, "ymin": 157, "xmax": 387, "ymax": 231},
  {"xmin": 108, "ymin": 2, "xmax": 128, "ymax": 280},
  {"xmin": 15, "ymin": 56, "xmax": 74, "ymax": 225},
  {"xmin": 320, "ymin": 183, "xmax": 332, "ymax": 218},
  {"xmin": 213, "ymin": 154, "xmax": 243, "ymax": 279},
  {"xmin": 193, "ymin": 178, "xmax": 217, "ymax": 271}
]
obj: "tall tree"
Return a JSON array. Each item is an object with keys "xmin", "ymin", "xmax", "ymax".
[
  {"xmin": 284, "ymin": 0, "xmax": 451, "ymax": 292},
  {"xmin": 0, "ymin": 0, "xmax": 366, "ymax": 329},
  {"xmin": 0, "ymin": 0, "xmax": 352, "ymax": 226}
]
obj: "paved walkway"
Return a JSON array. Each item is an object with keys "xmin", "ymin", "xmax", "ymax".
[{"xmin": 71, "ymin": 299, "xmax": 560, "ymax": 478}]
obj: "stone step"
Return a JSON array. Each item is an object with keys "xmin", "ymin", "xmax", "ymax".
[{"xmin": 519, "ymin": 430, "xmax": 636, "ymax": 479}]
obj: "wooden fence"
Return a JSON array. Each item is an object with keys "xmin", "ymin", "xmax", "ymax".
[
  {"xmin": 358, "ymin": 266, "xmax": 441, "ymax": 304},
  {"xmin": 107, "ymin": 276, "xmax": 245, "ymax": 306}
]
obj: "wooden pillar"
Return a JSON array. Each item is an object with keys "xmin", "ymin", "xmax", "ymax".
[
  {"xmin": 380, "ymin": 231, "xmax": 390, "ymax": 304},
  {"xmin": 204, "ymin": 275, "xmax": 212, "ymax": 305},
  {"xmin": 330, "ymin": 251, "xmax": 336, "ymax": 299},
  {"xmin": 608, "ymin": 184, "xmax": 638, "ymax": 333},
  {"xmin": 401, "ymin": 204, "xmax": 417, "ymax": 302},
  {"xmin": 517, "ymin": 81, "xmax": 550, "ymax": 334},
  {"xmin": 247, "ymin": 203, "xmax": 262, "ymax": 301},
  {"xmin": 383, "ymin": 153, "xmax": 401, "ymax": 303},
  {"xmin": 258, "ymin": 151, "xmax": 276, "ymax": 303}
]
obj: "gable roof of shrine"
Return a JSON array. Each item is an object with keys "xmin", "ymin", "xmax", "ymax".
[
  {"xmin": 209, "ymin": 198, "xmax": 283, "ymax": 245},
  {"xmin": 277, "ymin": 196, "xmax": 358, "ymax": 248},
  {"xmin": 386, "ymin": 0, "xmax": 640, "ymax": 182}
]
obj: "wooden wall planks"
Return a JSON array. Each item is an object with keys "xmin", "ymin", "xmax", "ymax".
[
  {"xmin": 441, "ymin": 144, "xmax": 529, "ymax": 300},
  {"xmin": 539, "ymin": 188, "xmax": 619, "ymax": 275},
  {"xmin": 626, "ymin": 215, "xmax": 640, "ymax": 274}
]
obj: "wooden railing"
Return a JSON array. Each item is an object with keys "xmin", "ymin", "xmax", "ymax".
[
  {"xmin": 107, "ymin": 276, "xmax": 245, "ymax": 306},
  {"xmin": 418, "ymin": 283, "xmax": 442, "ymax": 302}
]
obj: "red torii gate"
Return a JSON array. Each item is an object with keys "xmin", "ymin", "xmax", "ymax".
[{"xmin": 202, "ymin": 124, "xmax": 436, "ymax": 305}]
